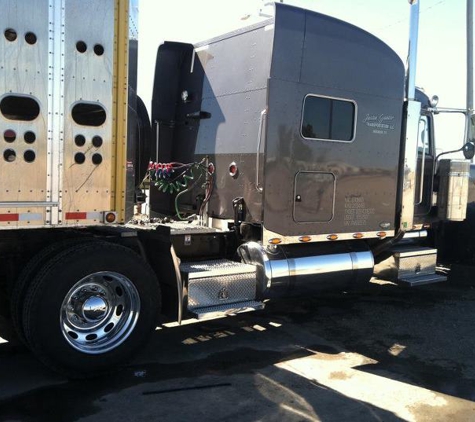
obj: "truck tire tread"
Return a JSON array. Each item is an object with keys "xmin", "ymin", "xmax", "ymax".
[
  {"xmin": 10, "ymin": 237, "xmax": 95, "ymax": 345},
  {"xmin": 22, "ymin": 241, "xmax": 161, "ymax": 378}
]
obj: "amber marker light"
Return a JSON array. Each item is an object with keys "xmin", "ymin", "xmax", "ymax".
[
  {"xmin": 353, "ymin": 233, "xmax": 364, "ymax": 239},
  {"xmin": 327, "ymin": 234, "xmax": 338, "ymax": 241},
  {"xmin": 299, "ymin": 236, "xmax": 312, "ymax": 242},
  {"xmin": 105, "ymin": 212, "xmax": 116, "ymax": 223},
  {"xmin": 377, "ymin": 232, "xmax": 387, "ymax": 238},
  {"xmin": 269, "ymin": 238, "xmax": 282, "ymax": 245}
]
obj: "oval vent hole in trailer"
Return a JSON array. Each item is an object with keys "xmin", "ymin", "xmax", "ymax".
[
  {"xmin": 75, "ymin": 134, "xmax": 86, "ymax": 146},
  {"xmin": 92, "ymin": 153, "xmax": 102, "ymax": 165},
  {"xmin": 24, "ymin": 150, "xmax": 36, "ymax": 163},
  {"xmin": 94, "ymin": 44, "xmax": 104, "ymax": 56},
  {"xmin": 4, "ymin": 28, "xmax": 17, "ymax": 42},
  {"xmin": 0, "ymin": 95, "xmax": 40, "ymax": 121},
  {"xmin": 24, "ymin": 131, "xmax": 36, "ymax": 144},
  {"xmin": 72, "ymin": 103, "xmax": 106, "ymax": 127},
  {"xmin": 76, "ymin": 41, "xmax": 87, "ymax": 53},
  {"xmin": 25, "ymin": 32, "xmax": 37, "ymax": 45},
  {"xmin": 4, "ymin": 129, "xmax": 16, "ymax": 142},
  {"xmin": 92, "ymin": 135, "xmax": 103, "ymax": 147},
  {"xmin": 74, "ymin": 152, "xmax": 86, "ymax": 164},
  {"xmin": 3, "ymin": 149, "xmax": 16, "ymax": 162}
]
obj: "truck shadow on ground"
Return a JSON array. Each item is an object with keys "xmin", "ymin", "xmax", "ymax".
[
  {"xmin": 0, "ymin": 275, "xmax": 474, "ymax": 421},
  {"xmin": 0, "ymin": 338, "xmax": 405, "ymax": 421}
]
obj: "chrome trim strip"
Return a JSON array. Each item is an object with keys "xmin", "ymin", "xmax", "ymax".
[
  {"xmin": 400, "ymin": 100, "xmax": 421, "ymax": 230},
  {"xmin": 416, "ymin": 117, "xmax": 427, "ymax": 205},
  {"xmin": 403, "ymin": 230, "xmax": 428, "ymax": 239},
  {"xmin": 170, "ymin": 245, "xmax": 183, "ymax": 325},
  {"xmin": 48, "ymin": 0, "xmax": 65, "ymax": 225},
  {"xmin": 0, "ymin": 202, "xmax": 59, "ymax": 208},
  {"xmin": 256, "ymin": 108, "xmax": 267, "ymax": 192},
  {"xmin": 262, "ymin": 226, "xmax": 395, "ymax": 245}
]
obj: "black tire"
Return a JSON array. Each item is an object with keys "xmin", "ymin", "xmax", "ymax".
[
  {"xmin": 22, "ymin": 241, "xmax": 161, "ymax": 378},
  {"xmin": 10, "ymin": 238, "xmax": 94, "ymax": 345}
]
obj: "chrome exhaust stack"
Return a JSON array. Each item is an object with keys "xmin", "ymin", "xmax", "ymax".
[
  {"xmin": 467, "ymin": 0, "xmax": 474, "ymax": 145},
  {"xmin": 238, "ymin": 242, "xmax": 374, "ymax": 298},
  {"xmin": 406, "ymin": 0, "xmax": 420, "ymax": 101}
]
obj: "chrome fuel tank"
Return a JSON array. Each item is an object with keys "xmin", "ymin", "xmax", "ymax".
[{"xmin": 238, "ymin": 241, "xmax": 374, "ymax": 298}]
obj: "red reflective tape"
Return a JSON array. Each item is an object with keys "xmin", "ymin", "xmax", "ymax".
[
  {"xmin": 0, "ymin": 214, "xmax": 19, "ymax": 222},
  {"xmin": 65, "ymin": 212, "xmax": 88, "ymax": 220}
]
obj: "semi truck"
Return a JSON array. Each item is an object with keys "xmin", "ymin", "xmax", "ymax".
[{"xmin": 0, "ymin": 0, "xmax": 474, "ymax": 377}]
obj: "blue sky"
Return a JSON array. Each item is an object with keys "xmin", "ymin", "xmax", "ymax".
[{"xmin": 138, "ymin": 0, "xmax": 470, "ymax": 153}]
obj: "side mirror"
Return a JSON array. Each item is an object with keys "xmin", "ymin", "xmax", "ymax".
[{"xmin": 463, "ymin": 141, "xmax": 475, "ymax": 159}]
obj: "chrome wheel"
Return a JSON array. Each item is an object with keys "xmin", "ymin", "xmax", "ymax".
[{"xmin": 60, "ymin": 271, "xmax": 140, "ymax": 354}]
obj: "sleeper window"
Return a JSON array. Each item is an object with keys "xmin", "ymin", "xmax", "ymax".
[{"xmin": 301, "ymin": 95, "xmax": 355, "ymax": 142}]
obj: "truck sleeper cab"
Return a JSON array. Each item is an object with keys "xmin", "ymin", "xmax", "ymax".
[{"xmin": 0, "ymin": 1, "xmax": 471, "ymax": 377}]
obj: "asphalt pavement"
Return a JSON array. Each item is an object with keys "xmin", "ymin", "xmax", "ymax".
[{"xmin": 0, "ymin": 270, "xmax": 474, "ymax": 422}]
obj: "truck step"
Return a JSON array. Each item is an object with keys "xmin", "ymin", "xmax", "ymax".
[
  {"xmin": 399, "ymin": 273, "xmax": 447, "ymax": 287},
  {"xmin": 374, "ymin": 245, "xmax": 446, "ymax": 286},
  {"xmin": 190, "ymin": 300, "xmax": 265, "ymax": 320},
  {"xmin": 180, "ymin": 259, "xmax": 258, "ymax": 311}
]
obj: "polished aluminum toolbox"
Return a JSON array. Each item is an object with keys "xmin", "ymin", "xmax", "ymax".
[{"xmin": 180, "ymin": 259, "xmax": 257, "ymax": 310}]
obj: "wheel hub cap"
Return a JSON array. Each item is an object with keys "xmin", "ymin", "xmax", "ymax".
[
  {"xmin": 60, "ymin": 273, "xmax": 140, "ymax": 355},
  {"xmin": 82, "ymin": 296, "xmax": 108, "ymax": 321}
]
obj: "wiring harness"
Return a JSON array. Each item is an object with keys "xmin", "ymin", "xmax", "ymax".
[{"xmin": 147, "ymin": 159, "xmax": 214, "ymax": 221}]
